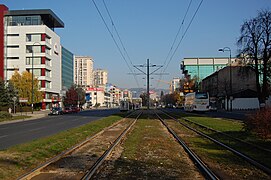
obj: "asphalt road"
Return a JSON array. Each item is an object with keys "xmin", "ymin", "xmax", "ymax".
[{"xmin": 0, "ymin": 109, "xmax": 119, "ymax": 150}]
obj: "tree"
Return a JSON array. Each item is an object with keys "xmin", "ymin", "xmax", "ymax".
[
  {"xmin": 0, "ymin": 78, "xmax": 9, "ymax": 107},
  {"xmin": 9, "ymin": 71, "xmax": 42, "ymax": 105},
  {"xmin": 160, "ymin": 91, "xmax": 164, "ymax": 98},
  {"xmin": 161, "ymin": 91, "xmax": 182, "ymax": 107},
  {"xmin": 76, "ymin": 86, "xmax": 86, "ymax": 106},
  {"xmin": 237, "ymin": 10, "xmax": 271, "ymax": 107},
  {"xmin": 140, "ymin": 92, "xmax": 148, "ymax": 106},
  {"xmin": 179, "ymin": 75, "xmax": 198, "ymax": 94},
  {"xmin": 64, "ymin": 85, "xmax": 86, "ymax": 107},
  {"xmin": 64, "ymin": 85, "xmax": 78, "ymax": 106}
]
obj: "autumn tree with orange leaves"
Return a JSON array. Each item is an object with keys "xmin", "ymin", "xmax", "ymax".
[{"xmin": 9, "ymin": 71, "xmax": 43, "ymax": 105}]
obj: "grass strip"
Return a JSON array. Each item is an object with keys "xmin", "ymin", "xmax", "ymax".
[
  {"xmin": 105, "ymin": 115, "xmax": 201, "ymax": 179},
  {"xmin": 167, "ymin": 120, "xmax": 270, "ymax": 179},
  {"xmin": 179, "ymin": 116, "xmax": 271, "ymax": 169},
  {"xmin": 170, "ymin": 112, "xmax": 271, "ymax": 148},
  {"xmin": 0, "ymin": 115, "xmax": 31, "ymax": 122},
  {"xmin": 0, "ymin": 114, "xmax": 124, "ymax": 180}
]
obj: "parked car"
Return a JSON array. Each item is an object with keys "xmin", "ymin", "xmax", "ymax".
[
  {"xmin": 71, "ymin": 107, "xmax": 80, "ymax": 113},
  {"xmin": 49, "ymin": 107, "xmax": 63, "ymax": 115},
  {"xmin": 63, "ymin": 107, "xmax": 73, "ymax": 114}
]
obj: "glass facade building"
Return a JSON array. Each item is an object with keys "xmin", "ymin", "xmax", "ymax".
[
  {"xmin": 62, "ymin": 46, "xmax": 74, "ymax": 90},
  {"xmin": 6, "ymin": 15, "xmax": 43, "ymax": 26},
  {"xmin": 181, "ymin": 57, "xmax": 233, "ymax": 81},
  {"xmin": 185, "ymin": 64, "xmax": 226, "ymax": 81}
]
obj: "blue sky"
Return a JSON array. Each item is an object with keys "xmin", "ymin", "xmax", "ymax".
[{"xmin": 2, "ymin": 0, "xmax": 271, "ymax": 89}]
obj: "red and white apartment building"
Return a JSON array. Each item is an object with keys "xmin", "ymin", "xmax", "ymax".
[{"xmin": 0, "ymin": 5, "xmax": 64, "ymax": 109}]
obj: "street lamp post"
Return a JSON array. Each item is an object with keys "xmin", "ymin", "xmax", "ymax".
[
  {"xmin": 12, "ymin": 96, "xmax": 17, "ymax": 114},
  {"xmin": 219, "ymin": 47, "xmax": 232, "ymax": 111},
  {"xmin": 31, "ymin": 42, "xmax": 41, "ymax": 114},
  {"xmin": 96, "ymin": 88, "xmax": 98, "ymax": 109}
]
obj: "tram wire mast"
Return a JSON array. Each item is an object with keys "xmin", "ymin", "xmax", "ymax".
[{"xmin": 132, "ymin": 59, "xmax": 167, "ymax": 115}]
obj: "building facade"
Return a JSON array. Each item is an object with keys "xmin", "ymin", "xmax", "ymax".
[
  {"xmin": 181, "ymin": 57, "xmax": 235, "ymax": 81},
  {"xmin": 0, "ymin": 5, "xmax": 64, "ymax": 109},
  {"xmin": 121, "ymin": 89, "xmax": 132, "ymax": 101},
  {"xmin": 93, "ymin": 69, "xmax": 108, "ymax": 86},
  {"xmin": 171, "ymin": 77, "xmax": 180, "ymax": 93},
  {"xmin": 61, "ymin": 46, "xmax": 74, "ymax": 90},
  {"xmin": 74, "ymin": 56, "xmax": 93, "ymax": 87},
  {"xmin": 202, "ymin": 66, "xmax": 257, "ymax": 110}
]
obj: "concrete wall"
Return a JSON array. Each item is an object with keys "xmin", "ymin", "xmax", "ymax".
[{"xmin": 232, "ymin": 98, "xmax": 259, "ymax": 110}]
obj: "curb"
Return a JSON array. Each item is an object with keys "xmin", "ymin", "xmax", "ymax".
[{"xmin": 0, "ymin": 113, "xmax": 48, "ymax": 125}]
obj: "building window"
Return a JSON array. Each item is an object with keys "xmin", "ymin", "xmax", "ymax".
[
  {"xmin": 46, "ymin": 35, "xmax": 51, "ymax": 44},
  {"xmin": 27, "ymin": 68, "xmax": 41, "ymax": 76},
  {"xmin": 26, "ymin": 46, "xmax": 32, "ymax": 53},
  {"xmin": 7, "ymin": 34, "xmax": 19, "ymax": 36},
  {"xmin": 46, "ymin": 70, "xmax": 51, "ymax": 77},
  {"xmin": 26, "ymin": 34, "xmax": 41, "ymax": 42},
  {"xmin": 26, "ymin": 34, "xmax": 31, "ymax": 42},
  {"xmin": 33, "ymin": 69, "xmax": 41, "ymax": 76},
  {"xmin": 7, "ymin": 57, "xmax": 19, "ymax": 60},
  {"xmin": 45, "ymin": 93, "xmax": 50, "ymax": 99},
  {"xmin": 26, "ymin": 45, "xmax": 41, "ymax": 53},
  {"xmin": 46, "ymin": 58, "xmax": 51, "ymax": 66},
  {"xmin": 46, "ymin": 81, "xmax": 51, "ymax": 88},
  {"xmin": 7, "ymin": 15, "xmax": 42, "ymax": 26},
  {"xmin": 45, "ymin": 47, "xmax": 51, "ymax": 55},
  {"xmin": 7, "ymin": 45, "xmax": 19, "ymax": 48},
  {"xmin": 26, "ymin": 57, "xmax": 41, "ymax": 65}
]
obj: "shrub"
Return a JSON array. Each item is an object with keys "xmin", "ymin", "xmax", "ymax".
[
  {"xmin": 20, "ymin": 106, "xmax": 32, "ymax": 112},
  {"xmin": 245, "ymin": 108, "xmax": 271, "ymax": 139},
  {"xmin": 0, "ymin": 111, "xmax": 12, "ymax": 119},
  {"xmin": 0, "ymin": 106, "xmax": 10, "ymax": 112}
]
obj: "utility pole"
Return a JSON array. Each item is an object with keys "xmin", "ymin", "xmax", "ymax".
[
  {"xmin": 147, "ymin": 59, "xmax": 150, "ymax": 111},
  {"xmin": 133, "ymin": 59, "xmax": 166, "ymax": 113}
]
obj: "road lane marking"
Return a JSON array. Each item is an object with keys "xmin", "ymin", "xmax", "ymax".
[
  {"xmin": 29, "ymin": 127, "xmax": 45, "ymax": 132},
  {"xmin": 0, "ymin": 135, "xmax": 8, "ymax": 139}
]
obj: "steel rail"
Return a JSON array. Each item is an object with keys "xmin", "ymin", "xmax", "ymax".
[
  {"xmin": 17, "ymin": 110, "xmax": 139, "ymax": 180},
  {"xmin": 164, "ymin": 110, "xmax": 271, "ymax": 154},
  {"xmin": 155, "ymin": 112, "xmax": 219, "ymax": 180},
  {"xmin": 160, "ymin": 110, "xmax": 271, "ymax": 176},
  {"xmin": 183, "ymin": 116, "xmax": 271, "ymax": 153},
  {"xmin": 82, "ymin": 111, "xmax": 143, "ymax": 180}
]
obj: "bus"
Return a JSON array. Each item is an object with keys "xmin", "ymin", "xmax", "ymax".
[{"xmin": 184, "ymin": 92, "xmax": 210, "ymax": 112}]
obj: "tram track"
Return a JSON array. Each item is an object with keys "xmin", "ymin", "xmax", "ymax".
[
  {"xmin": 154, "ymin": 111, "xmax": 219, "ymax": 180},
  {"xmin": 82, "ymin": 112, "xmax": 142, "ymax": 179},
  {"xmin": 17, "ymin": 109, "xmax": 270, "ymax": 179},
  {"xmin": 159, "ymin": 110, "xmax": 271, "ymax": 177},
  {"xmin": 18, "ymin": 111, "xmax": 142, "ymax": 180},
  {"xmin": 165, "ymin": 110, "xmax": 271, "ymax": 154},
  {"xmin": 91, "ymin": 110, "xmax": 206, "ymax": 179}
]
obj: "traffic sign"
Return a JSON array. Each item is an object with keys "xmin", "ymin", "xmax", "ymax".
[{"xmin": 19, "ymin": 98, "xmax": 28, "ymax": 103}]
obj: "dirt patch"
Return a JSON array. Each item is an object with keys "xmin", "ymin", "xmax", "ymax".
[{"xmin": 28, "ymin": 118, "xmax": 134, "ymax": 179}]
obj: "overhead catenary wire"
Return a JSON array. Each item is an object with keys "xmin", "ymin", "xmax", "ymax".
[
  {"xmin": 92, "ymin": 0, "xmax": 140, "ymax": 88},
  {"xmin": 102, "ymin": 0, "xmax": 140, "ymax": 88},
  {"xmin": 157, "ymin": 0, "xmax": 193, "ymax": 88},
  {"xmin": 156, "ymin": 0, "xmax": 204, "ymax": 89},
  {"xmin": 163, "ymin": 0, "xmax": 193, "ymax": 68},
  {"xmin": 102, "ymin": 0, "xmax": 133, "ymax": 67},
  {"xmin": 165, "ymin": 0, "xmax": 204, "ymax": 71}
]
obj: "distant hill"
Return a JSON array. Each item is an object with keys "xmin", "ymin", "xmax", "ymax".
[{"xmin": 129, "ymin": 88, "xmax": 169, "ymax": 98}]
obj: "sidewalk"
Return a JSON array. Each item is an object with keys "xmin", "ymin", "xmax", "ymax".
[{"xmin": 0, "ymin": 110, "xmax": 50, "ymax": 125}]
